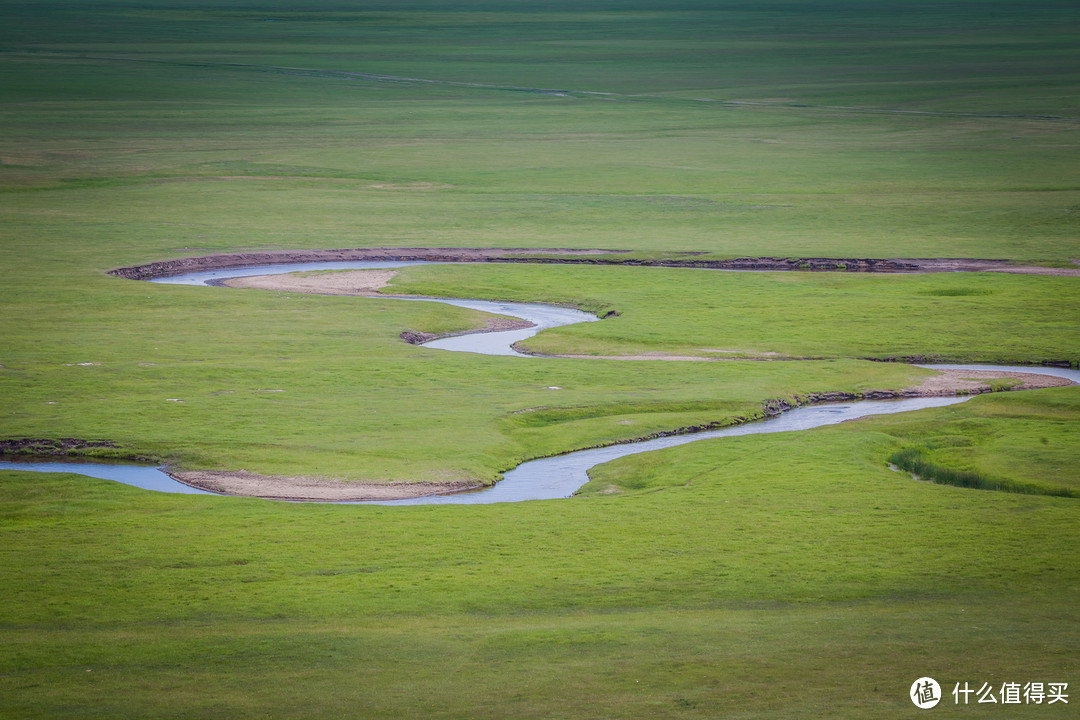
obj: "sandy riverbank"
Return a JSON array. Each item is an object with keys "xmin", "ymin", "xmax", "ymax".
[
  {"xmin": 222, "ymin": 268, "xmax": 399, "ymax": 295},
  {"xmin": 168, "ymin": 469, "xmax": 481, "ymax": 502},
  {"xmin": 905, "ymin": 368, "xmax": 1071, "ymax": 395}
]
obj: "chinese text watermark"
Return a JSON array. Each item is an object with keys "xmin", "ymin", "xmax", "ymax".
[{"xmin": 911, "ymin": 678, "xmax": 1068, "ymax": 709}]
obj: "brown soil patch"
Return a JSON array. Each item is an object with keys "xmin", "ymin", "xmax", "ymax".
[
  {"xmin": 0, "ymin": 438, "xmax": 120, "ymax": 455},
  {"xmin": 469, "ymin": 316, "xmax": 535, "ymax": 333},
  {"xmin": 169, "ymin": 469, "xmax": 481, "ymax": 502},
  {"xmin": 906, "ymin": 368, "xmax": 1072, "ymax": 395},
  {"xmin": 549, "ymin": 350, "xmax": 786, "ymax": 360}
]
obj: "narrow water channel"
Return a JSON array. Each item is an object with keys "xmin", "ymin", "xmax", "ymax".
[
  {"xmin": 150, "ymin": 260, "xmax": 598, "ymax": 357},
  {"xmin": 2, "ymin": 263, "xmax": 1076, "ymax": 503}
]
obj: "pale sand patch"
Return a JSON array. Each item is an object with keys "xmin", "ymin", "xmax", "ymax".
[
  {"xmin": 549, "ymin": 351, "xmax": 780, "ymax": 360},
  {"xmin": 367, "ymin": 182, "xmax": 454, "ymax": 190},
  {"xmin": 907, "ymin": 369, "xmax": 1072, "ymax": 395},
  {"xmin": 223, "ymin": 269, "xmax": 398, "ymax": 295},
  {"xmin": 553, "ymin": 353, "xmax": 721, "ymax": 361},
  {"xmin": 170, "ymin": 469, "xmax": 481, "ymax": 501}
]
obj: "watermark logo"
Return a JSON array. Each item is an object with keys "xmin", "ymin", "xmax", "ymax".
[
  {"xmin": 953, "ymin": 681, "xmax": 1069, "ymax": 705},
  {"xmin": 910, "ymin": 678, "xmax": 1069, "ymax": 708},
  {"xmin": 912, "ymin": 677, "xmax": 942, "ymax": 709}
]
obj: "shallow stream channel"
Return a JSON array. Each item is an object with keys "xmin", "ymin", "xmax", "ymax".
[{"xmin": 3, "ymin": 261, "xmax": 1077, "ymax": 504}]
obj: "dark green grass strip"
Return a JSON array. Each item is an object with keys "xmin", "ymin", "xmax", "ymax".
[{"xmin": 890, "ymin": 447, "xmax": 1078, "ymax": 498}]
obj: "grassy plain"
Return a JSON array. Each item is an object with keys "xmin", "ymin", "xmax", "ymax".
[
  {"xmin": 389, "ymin": 263, "xmax": 1080, "ymax": 364},
  {"xmin": 2, "ymin": 393, "xmax": 1078, "ymax": 718},
  {"xmin": 1, "ymin": 1, "xmax": 1079, "ymax": 717}
]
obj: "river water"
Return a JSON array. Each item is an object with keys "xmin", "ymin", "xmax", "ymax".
[
  {"xmin": 150, "ymin": 260, "xmax": 598, "ymax": 357},
  {"xmin": 2, "ymin": 263, "xmax": 1076, "ymax": 503}
]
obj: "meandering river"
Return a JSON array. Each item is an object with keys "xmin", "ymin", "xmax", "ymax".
[{"xmin": 2, "ymin": 262, "xmax": 1076, "ymax": 503}]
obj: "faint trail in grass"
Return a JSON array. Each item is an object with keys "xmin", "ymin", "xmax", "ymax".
[
  {"xmin": 701, "ymin": 99, "xmax": 1080, "ymax": 123},
  {"xmin": 28, "ymin": 52, "xmax": 1080, "ymax": 123}
]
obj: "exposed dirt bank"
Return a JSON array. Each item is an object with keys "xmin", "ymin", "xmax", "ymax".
[
  {"xmin": 108, "ymin": 247, "xmax": 626, "ymax": 280},
  {"xmin": 0, "ymin": 438, "xmax": 121, "ymax": 456},
  {"xmin": 108, "ymin": 248, "xmax": 1080, "ymax": 279},
  {"xmin": 169, "ymin": 470, "xmax": 482, "ymax": 502}
]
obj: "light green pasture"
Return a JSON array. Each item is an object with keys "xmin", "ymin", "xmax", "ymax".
[
  {"xmin": 2, "ymin": 389, "xmax": 1078, "ymax": 718},
  {"xmin": 390, "ymin": 263, "xmax": 1080, "ymax": 364},
  {"xmin": 0, "ymin": 263, "xmax": 933, "ymax": 480},
  {"xmin": 1, "ymin": 1, "xmax": 1078, "ymax": 717}
]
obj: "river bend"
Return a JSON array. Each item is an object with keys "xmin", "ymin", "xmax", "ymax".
[{"xmin": 2, "ymin": 262, "xmax": 1076, "ymax": 503}]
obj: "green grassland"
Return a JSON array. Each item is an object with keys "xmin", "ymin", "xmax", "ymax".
[
  {"xmin": 2, "ymin": 393, "xmax": 1077, "ymax": 718},
  {"xmin": 1, "ymin": 1, "xmax": 1079, "ymax": 717},
  {"xmin": 388, "ymin": 263, "xmax": 1080, "ymax": 364},
  {"xmin": 3, "ymin": 1, "xmax": 1079, "ymax": 264}
]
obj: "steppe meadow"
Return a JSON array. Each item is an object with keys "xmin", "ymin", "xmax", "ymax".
[{"xmin": 1, "ymin": 2, "xmax": 1078, "ymax": 717}]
